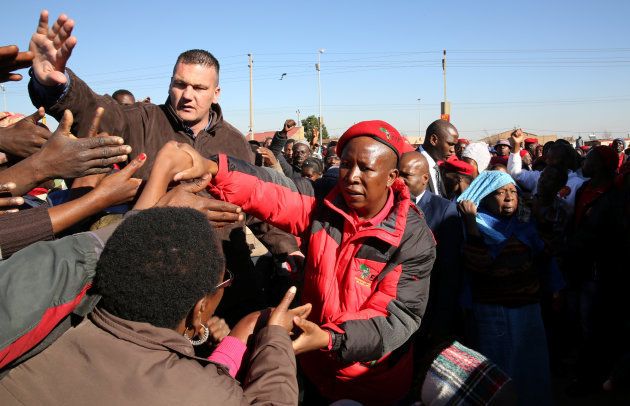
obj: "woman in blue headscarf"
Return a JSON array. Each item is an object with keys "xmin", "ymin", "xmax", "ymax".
[{"xmin": 457, "ymin": 171, "xmax": 552, "ymax": 406}]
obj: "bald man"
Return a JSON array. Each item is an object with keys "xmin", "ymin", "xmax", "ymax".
[
  {"xmin": 400, "ymin": 151, "xmax": 464, "ymax": 346},
  {"xmin": 418, "ymin": 119, "xmax": 460, "ymax": 197}
]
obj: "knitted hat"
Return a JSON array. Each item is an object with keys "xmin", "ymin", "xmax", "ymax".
[{"xmin": 462, "ymin": 142, "xmax": 492, "ymax": 172}]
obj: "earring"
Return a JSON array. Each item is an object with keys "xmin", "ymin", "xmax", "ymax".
[{"xmin": 184, "ymin": 324, "xmax": 209, "ymax": 346}]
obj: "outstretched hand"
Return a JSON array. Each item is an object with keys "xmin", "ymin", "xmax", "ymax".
[
  {"xmin": 282, "ymin": 119, "xmax": 297, "ymax": 133},
  {"xmin": 257, "ymin": 147, "xmax": 278, "ymax": 167},
  {"xmin": 90, "ymin": 153, "xmax": 146, "ymax": 207},
  {"xmin": 268, "ymin": 286, "xmax": 312, "ymax": 332},
  {"xmin": 35, "ymin": 109, "xmax": 131, "ymax": 180},
  {"xmin": 154, "ymin": 175, "xmax": 244, "ymax": 228},
  {"xmin": 29, "ymin": 10, "xmax": 77, "ymax": 86},
  {"xmin": 291, "ymin": 317, "xmax": 330, "ymax": 355},
  {"xmin": 0, "ymin": 45, "xmax": 34, "ymax": 82},
  {"xmin": 0, "ymin": 107, "xmax": 51, "ymax": 157}
]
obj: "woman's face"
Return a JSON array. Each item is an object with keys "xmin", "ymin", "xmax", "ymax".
[{"xmin": 484, "ymin": 183, "xmax": 518, "ymax": 217}]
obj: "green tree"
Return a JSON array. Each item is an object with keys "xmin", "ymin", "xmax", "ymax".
[{"xmin": 301, "ymin": 115, "xmax": 329, "ymax": 144}]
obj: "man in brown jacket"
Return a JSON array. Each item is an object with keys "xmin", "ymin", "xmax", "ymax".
[{"xmin": 27, "ymin": 10, "xmax": 298, "ymax": 324}]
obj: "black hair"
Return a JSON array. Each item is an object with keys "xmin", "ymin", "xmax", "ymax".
[
  {"xmin": 112, "ymin": 89, "xmax": 134, "ymax": 99},
  {"xmin": 423, "ymin": 119, "xmax": 457, "ymax": 147},
  {"xmin": 542, "ymin": 164, "xmax": 569, "ymax": 186},
  {"xmin": 542, "ymin": 141, "xmax": 556, "ymax": 156},
  {"xmin": 549, "ymin": 142, "xmax": 579, "ymax": 171},
  {"xmin": 95, "ymin": 208, "xmax": 224, "ymax": 329},
  {"xmin": 302, "ymin": 157, "xmax": 323, "ymax": 174},
  {"xmin": 175, "ymin": 49, "xmax": 220, "ymax": 80}
]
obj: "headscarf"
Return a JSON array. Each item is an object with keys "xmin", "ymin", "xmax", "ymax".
[
  {"xmin": 457, "ymin": 171, "xmax": 543, "ymax": 256},
  {"xmin": 462, "ymin": 142, "xmax": 491, "ymax": 173}
]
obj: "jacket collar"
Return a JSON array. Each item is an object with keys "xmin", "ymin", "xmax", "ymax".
[
  {"xmin": 324, "ymin": 178, "xmax": 411, "ymax": 247},
  {"xmin": 89, "ymin": 307, "xmax": 208, "ymax": 362},
  {"xmin": 162, "ymin": 98, "xmax": 224, "ymax": 138}
]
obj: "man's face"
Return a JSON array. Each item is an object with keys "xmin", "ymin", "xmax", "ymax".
[
  {"xmin": 442, "ymin": 171, "xmax": 471, "ymax": 200},
  {"xmin": 325, "ymin": 155, "xmax": 340, "ymax": 171},
  {"xmin": 284, "ymin": 142, "xmax": 294, "ymax": 159},
  {"xmin": 301, "ymin": 167, "xmax": 321, "ymax": 181},
  {"xmin": 339, "ymin": 137, "xmax": 398, "ymax": 219},
  {"xmin": 399, "ymin": 157, "xmax": 429, "ymax": 198},
  {"xmin": 292, "ymin": 144, "xmax": 310, "ymax": 167},
  {"xmin": 496, "ymin": 145, "xmax": 510, "ymax": 156},
  {"xmin": 538, "ymin": 167, "xmax": 564, "ymax": 199},
  {"xmin": 169, "ymin": 62, "xmax": 220, "ymax": 127},
  {"xmin": 430, "ymin": 127, "xmax": 458, "ymax": 161},
  {"xmin": 455, "ymin": 142, "xmax": 467, "ymax": 158},
  {"xmin": 612, "ymin": 140, "xmax": 624, "ymax": 153}
]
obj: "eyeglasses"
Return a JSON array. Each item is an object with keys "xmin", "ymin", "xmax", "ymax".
[{"xmin": 215, "ymin": 269, "xmax": 233, "ymax": 290}]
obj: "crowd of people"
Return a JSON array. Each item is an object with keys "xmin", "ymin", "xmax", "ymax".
[{"xmin": 0, "ymin": 9, "xmax": 629, "ymax": 406}]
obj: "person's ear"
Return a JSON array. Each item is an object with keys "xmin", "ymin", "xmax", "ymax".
[
  {"xmin": 421, "ymin": 173, "xmax": 430, "ymax": 185},
  {"xmin": 212, "ymin": 86, "xmax": 221, "ymax": 104},
  {"xmin": 387, "ymin": 168, "xmax": 399, "ymax": 187},
  {"xmin": 430, "ymin": 134, "xmax": 439, "ymax": 147}
]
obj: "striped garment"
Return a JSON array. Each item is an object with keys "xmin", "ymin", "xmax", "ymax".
[{"xmin": 420, "ymin": 341, "xmax": 511, "ymax": 406}]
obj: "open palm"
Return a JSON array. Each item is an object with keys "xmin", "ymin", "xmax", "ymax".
[{"xmin": 29, "ymin": 10, "xmax": 77, "ymax": 86}]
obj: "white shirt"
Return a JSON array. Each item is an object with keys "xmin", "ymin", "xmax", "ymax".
[
  {"xmin": 415, "ymin": 190, "xmax": 427, "ymax": 206},
  {"xmin": 417, "ymin": 146, "xmax": 439, "ymax": 195}
]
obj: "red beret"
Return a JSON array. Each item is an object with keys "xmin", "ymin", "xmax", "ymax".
[
  {"xmin": 519, "ymin": 149, "xmax": 530, "ymax": 158},
  {"xmin": 579, "ymin": 145, "xmax": 591, "ymax": 151},
  {"xmin": 458, "ymin": 138, "xmax": 470, "ymax": 145},
  {"xmin": 337, "ymin": 120, "xmax": 407, "ymax": 159},
  {"xmin": 524, "ymin": 138, "xmax": 538, "ymax": 144},
  {"xmin": 439, "ymin": 156, "xmax": 475, "ymax": 177}
]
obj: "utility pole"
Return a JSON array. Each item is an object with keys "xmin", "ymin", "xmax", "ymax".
[
  {"xmin": 296, "ymin": 109, "xmax": 301, "ymax": 126},
  {"xmin": 417, "ymin": 98, "xmax": 422, "ymax": 136},
  {"xmin": 1, "ymin": 85, "xmax": 6, "ymax": 111},
  {"xmin": 248, "ymin": 53, "xmax": 254, "ymax": 140},
  {"xmin": 316, "ymin": 49, "xmax": 325, "ymax": 147},
  {"xmin": 440, "ymin": 49, "xmax": 451, "ymax": 122}
]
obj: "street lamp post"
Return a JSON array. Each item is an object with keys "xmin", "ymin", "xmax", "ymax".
[
  {"xmin": 417, "ymin": 98, "xmax": 421, "ymax": 137},
  {"xmin": 316, "ymin": 49, "xmax": 325, "ymax": 148}
]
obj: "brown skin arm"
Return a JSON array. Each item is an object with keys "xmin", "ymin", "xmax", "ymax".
[
  {"xmin": 510, "ymin": 128, "xmax": 525, "ymax": 154},
  {"xmin": 457, "ymin": 200, "xmax": 481, "ymax": 237},
  {"xmin": 0, "ymin": 109, "xmax": 131, "ymax": 196},
  {"xmin": 48, "ymin": 154, "xmax": 145, "ymax": 234}
]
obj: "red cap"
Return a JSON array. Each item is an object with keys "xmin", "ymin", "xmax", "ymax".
[
  {"xmin": 458, "ymin": 138, "xmax": 470, "ymax": 145},
  {"xmin": 519, "ymin": 150, "xmax": 530, "ymax": 158},
  {"xmin": 439, "ymin": 155, "xmax": 475, "ymax": 176},
  {"xmin": 524, "ymin": 137, "xmax": 538, "ymax": 144},
  {"xmin": 579, "ymin": 145, "xmax": 591, "ymax": 151},
  {"xmin": 337, "ymin": 120, "xmax": 407, "ymax": 159}
]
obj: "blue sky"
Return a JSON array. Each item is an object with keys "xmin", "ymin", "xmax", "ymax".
[{"xmin": 2, "ymin": 1, "xmax": 630, "ymax": 139}]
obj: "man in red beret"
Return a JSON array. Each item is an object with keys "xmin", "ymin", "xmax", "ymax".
[
  {"xmin": 440, "ymin": 155, "xmax": 476, "ymax": 200},
  {"xmin": 176, "ymin": 120, "xmax": 436, "ymax": 405},
  {"xmin": 524, "ymin": 137, "xmax": 539, "ymax": 158}
]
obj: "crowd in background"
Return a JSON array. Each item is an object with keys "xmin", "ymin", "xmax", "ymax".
[{"xmin": 0, "ymin": 9, "xmax": 629, "ymax": 406}]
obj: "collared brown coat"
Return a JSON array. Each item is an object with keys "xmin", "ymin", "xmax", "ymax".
[{"xmin": 0, "ymin": 308, "xmax": 298, "ymax": 405}]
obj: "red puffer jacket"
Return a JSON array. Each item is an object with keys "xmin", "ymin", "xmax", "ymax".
[{"xmin": 209, "ymin": 154, "xmax": 436, "ymax": 405}]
